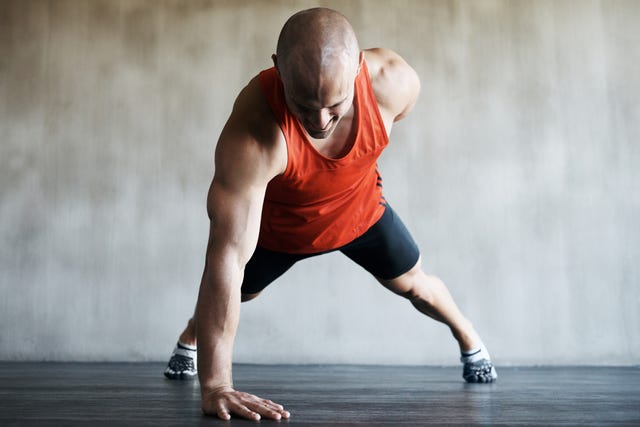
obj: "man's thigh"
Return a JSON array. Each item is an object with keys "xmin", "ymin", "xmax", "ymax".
[
  {"xmin": 241, "ymin": 246, "xmax": 308, "ymax": 294},
  {"xmin": 340, "ymin": 204, "xmax": 420, "ymax": 280}
]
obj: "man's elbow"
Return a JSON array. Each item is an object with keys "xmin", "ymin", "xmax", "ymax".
[{"xmin": 394, "ymin": 64, "xmax": 420, "ymax": 122}]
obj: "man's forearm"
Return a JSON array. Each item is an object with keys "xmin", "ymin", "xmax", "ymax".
[{"xmin": 195, "ymin": 250, "xmax": 244, "ymax": 392}]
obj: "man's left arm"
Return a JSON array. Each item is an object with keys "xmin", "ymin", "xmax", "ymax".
[{"xmin": 365, "ymin": 47, "xmax": 421, "ymax": 122}]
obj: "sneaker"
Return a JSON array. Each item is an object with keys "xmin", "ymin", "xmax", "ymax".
[
  {"xmin": 462, "ymin": 358, "xmax": 498, "ymax": 383},
  {"xmin": 164, "ymin": 342, "xmax": 197, "ymax": 380}
]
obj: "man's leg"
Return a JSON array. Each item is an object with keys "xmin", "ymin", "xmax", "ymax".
[
  {"xmin": 164, "ymin": 246, "xmax": 305, "ymax": 380},
  {"xmin": 378, "ymin": 257, "xmax": 479, "ymax": 351},
  {"xmin": 178, "ymin": 318, "xmax": 197, "ymax": 347},
  {"xmin": 341, "ymin": 205, "xmax": 497, "ymax": 383},
  {"xmin": 176, "ymin": 291, "xmax": 262, "ymax": 346},
  {"xmin": 377, "ymin": 257, "xmax": 497, "ymax": 383},
  {"xmin": 164, "ymin": 319, "xmax": 198, "ymax": 380},
  {"xmin": 164, "ymin": 292, "xmax": 262, "ymax": 380}
]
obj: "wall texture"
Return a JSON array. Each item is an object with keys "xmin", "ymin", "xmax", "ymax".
[{"xmin": 1, "ymin": 0, "xmax": 638, "ymax": 365}]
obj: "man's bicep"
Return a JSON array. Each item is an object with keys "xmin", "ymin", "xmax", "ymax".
[
  {"xmin": 207, "ymin": 122, "xmax": 273, "ymax": 262},
  {"xmin": 205, "ymin": 178, "xmax": 265, "ymax": 268},
  {"xmin": 202, "ymin": 79, "xmax": 283, "ymax": 266}
]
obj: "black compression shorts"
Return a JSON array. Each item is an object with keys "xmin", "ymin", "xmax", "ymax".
[{"xmin": 241, "ymin": 204, "xmax": 421, "ymax": 295}]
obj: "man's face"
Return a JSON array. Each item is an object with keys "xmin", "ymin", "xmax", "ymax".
[{"xmin": 280, "ymin": 61, "xmax": 357, "ymax": 140}]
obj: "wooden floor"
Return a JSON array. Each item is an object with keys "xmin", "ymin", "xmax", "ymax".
[{"xmin": 1, "ymin": 363, "xmax": 639, "ymax": 425}]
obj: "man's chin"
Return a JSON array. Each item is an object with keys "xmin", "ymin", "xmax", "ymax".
[
  {"xmin": 308, "ymin": 130, "xmax": 331, "ymax": 139},
  {"xmin": 305, "ymin": 125, "xmax": 335, "ymax": 140}
]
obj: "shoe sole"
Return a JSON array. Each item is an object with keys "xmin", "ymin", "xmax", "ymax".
[{"xmin": 164, "ymin": 370, "xmax": 198, "ymax": 380}]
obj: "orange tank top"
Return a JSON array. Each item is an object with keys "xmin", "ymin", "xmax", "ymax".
[{"xmin": 257, "ymin": 61, "xmax": 388, "ymax": 253}]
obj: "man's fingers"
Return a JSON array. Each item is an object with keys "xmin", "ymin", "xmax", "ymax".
[
  {"xmin": 262, "ymin": 398, "xmax": 285, "ymax": 410},
  {"xmin": 216, "ymin": 402, "xmax": 260, "ymax": 421},
  {"xmin": 200, "ymin": 404, "xmax": 230, "ymax": 420},
  {"xmin": 212, "ymin": 402, "xmax": 231, "ymax": 420},
  {"xmin": 244, "ymin": 399, "xmax": 284, "ymax": 420},
  {"xmin": 202, "ymin": 388, "xmax": 289, "ymax": 421},
  {"xmin": 224, "ymin": 393, "xmax": 263, "ymax": 421},
  {"xmin": 258, "ymin": 397, "xmax": 285, "ymax": 413},
  {"xmin": 216, "ymin": 409, "xmax": 231, "ymax": 421},
  {"xmin": 262, "ymin": 398, "xmax": 290, "ymax": 418},
  {"xmin": 229, "ymin": 402, "xmax": 261, "ymax": 421},
  {"xmin": 237, "ymin": 394, "xmax": 289, "ymax": 420}
]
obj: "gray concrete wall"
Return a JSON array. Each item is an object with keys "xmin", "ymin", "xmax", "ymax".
[{"xmin": 1, "ymin": 0, "xmax": 638, "ymax": 365}]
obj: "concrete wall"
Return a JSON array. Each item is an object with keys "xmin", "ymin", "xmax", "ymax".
[{"xmin": 1, "ymin": 0, "xmax": 638, "ymax": 365}]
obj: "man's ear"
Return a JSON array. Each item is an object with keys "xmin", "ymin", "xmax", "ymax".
[{"xmin": 272, "ymin": 54, "xmax": 280, "ymax": 76}]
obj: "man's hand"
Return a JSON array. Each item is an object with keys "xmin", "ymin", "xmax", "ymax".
[{"xmin": 202, "ymin": 386, "xmax": 290, "ymax": 421}]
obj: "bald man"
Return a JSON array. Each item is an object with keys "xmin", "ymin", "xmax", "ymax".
[{"xmin": 164, "ymin": 8, "xmax": 497, "ymax": 420}]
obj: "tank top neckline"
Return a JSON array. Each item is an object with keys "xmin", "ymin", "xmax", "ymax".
[{"xmin": 292, "ymin": 74, "xmax": 361, "ymax": 162}]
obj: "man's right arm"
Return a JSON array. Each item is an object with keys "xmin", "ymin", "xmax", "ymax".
[{"xmin": 194, "ymin": 78, "xmax": 289, "ymax": 421}]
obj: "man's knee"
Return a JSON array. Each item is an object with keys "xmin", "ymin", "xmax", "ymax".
[
  {"xmin": 377, "ymin": 257, "xmax": 425, "ymax": 300},
  {"xmin": 241, "ymin": 292, "xmax": 261, "ymax": 302}
]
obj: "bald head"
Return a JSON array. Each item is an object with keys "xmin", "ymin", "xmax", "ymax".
[
  {"xmin": 273, "ymin": 8, "xmax": 362, "ymax": 139},
  {"xmin": 275, "ymin": 8, "xmax": 360, "ymax": 85}
]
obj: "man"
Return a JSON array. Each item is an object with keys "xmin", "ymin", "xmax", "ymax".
[{"xmin": 165, "ymin": 7, "xmax": 497, "ymax": 421}]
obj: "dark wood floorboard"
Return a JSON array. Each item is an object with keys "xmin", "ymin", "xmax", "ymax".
[{"xmin": 0, "ymin": 363, "xmax": 638, "ymax": 425}]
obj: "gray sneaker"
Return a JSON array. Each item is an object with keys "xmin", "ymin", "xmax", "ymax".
[
  {"xmin": 463, "ymin": 359, "xmax": 498, "ymax": 383},
  {"xmin": 164, "ymin": 342, "xmax": 197, "ymax": 380}
]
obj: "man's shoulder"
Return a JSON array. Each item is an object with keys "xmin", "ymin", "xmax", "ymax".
[
  {"xmin": 229, "ymin": 75, "xmax": 282, "ymax": 148},
  {"xmin": 215, "ymin": 74, "xmax": 287, "ymax": 178},
  {"xmin": 363, "ymin": 48, "xmax": 420, "ymax": 122},
  {"xmin": 363, "ymin": 48, "xmax": 412, "ymax": 86},
  {"xmin": 232, "ymin": 75, "xmax": 273, "ymax": 126}
]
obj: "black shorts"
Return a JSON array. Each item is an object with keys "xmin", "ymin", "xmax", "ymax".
[{"xmin": 241, "ymin": 205, "xmax": 420, "ymax": 294}]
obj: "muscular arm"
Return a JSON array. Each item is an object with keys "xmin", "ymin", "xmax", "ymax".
[
  {"xmin": 364, "ymin": 48, "xmax": 421, "ymax": 124},
  {"xmin": 194, "ymin": 78, "xmax": 288, "ymax": 420}
]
